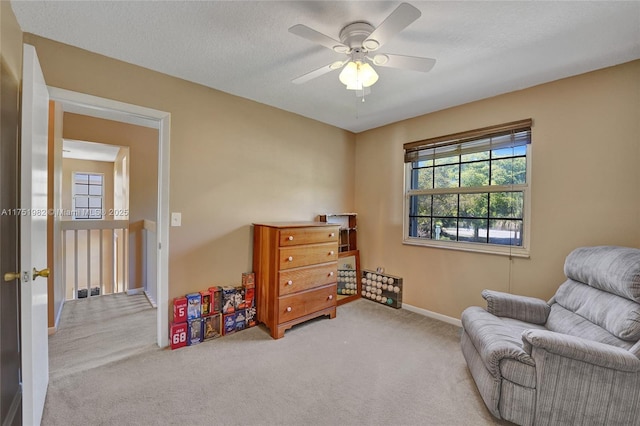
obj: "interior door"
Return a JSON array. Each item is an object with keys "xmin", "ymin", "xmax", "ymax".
[
  {"xmin": 20, "ymin": 43, "xmax": 50, "ymax": 426},
  {"xmin": 0, "ymin": 18, "xmax": 23, "ymax": 425}
]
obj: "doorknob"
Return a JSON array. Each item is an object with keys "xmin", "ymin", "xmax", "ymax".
[
  {"xmin": 32, "ymin": 267, "xmax": 50, "ymax": 280},
  {"xmin": 4, "ymin": 272, "xmax": 21, "ymax": 282}
]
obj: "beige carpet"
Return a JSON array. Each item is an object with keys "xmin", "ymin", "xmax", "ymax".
[
  {"xmin": 44, "ymin": 296, "xmax": 509, "ymax": 425},
  {"xmin": 48, "ymin": 293, "xmax": 157, "ymax": 380}
]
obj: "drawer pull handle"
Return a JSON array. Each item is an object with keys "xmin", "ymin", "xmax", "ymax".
[
  {"xmin": 329, "ymin": 251, "xmax": 334, "ymax": 256},
  {"xmin": 329, "ymin": 271, "xmax": 334, "ymax": 277},
  {"xmin": 288, "ymin": 236, "xmax": 294, "ymax": 241},
  {"xmin": 328, "ymin": 295, "xmax": 333, "ymax": 300},
  {"xmin": 330, "ymin": 232, "xmax": 335, "ymax": 237},
  {"xmin": 286, "ymin": 307, "xmax": 292, "ymax": 312},
  {"xmin": 287, "ymin": 256, "xmax": 293, "ymax": 262},
  {"xmin": 287, "ymin": 280, "xmax": 293, "ymax": 286}
]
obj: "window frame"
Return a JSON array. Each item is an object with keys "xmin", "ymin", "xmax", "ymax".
[
  {"xmin": 402, "ymin": 124, "xmax": 532, "ymax": 258},
  {"xmin": 72, "ymin": 171, "xmax": 104, "ymax": 220}
]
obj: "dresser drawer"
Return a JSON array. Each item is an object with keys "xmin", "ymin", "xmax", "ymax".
[
  {"xmin": 279, "ymin": 262, "xmax": 337, "ymax": 296},
  {"xmin": 278, "ymin": 284, "xmax": 337, "ymax": 323},
  {"xmin": 279, "ymin": 227, "xmax": 339, "ymax": 247},
  {"xmin": 279, "ymin": 243, "xmax": 338, "ymax": 270}
]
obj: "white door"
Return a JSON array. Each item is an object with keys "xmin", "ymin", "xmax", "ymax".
[{"xmin": 20, "ymin": 44, "xmax": 50, "ymax": 426}]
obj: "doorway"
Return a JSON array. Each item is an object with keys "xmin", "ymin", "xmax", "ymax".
[
  {"xmin": 59, "ymin": 140, "xmax": 131, "ymax": 301},
  {"xmin": 49, "ymin": 87, "xmax": 171, "ymax": 347}
]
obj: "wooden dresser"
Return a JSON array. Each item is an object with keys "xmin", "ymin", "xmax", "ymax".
[{"xmin": 253, "ymin": 222, "xmax": 340, "ymax": 339}]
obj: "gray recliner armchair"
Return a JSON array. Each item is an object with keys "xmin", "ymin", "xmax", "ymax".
[{"xmin": 461, "ymin": 246, "xmax": 640, "ymax": 425}]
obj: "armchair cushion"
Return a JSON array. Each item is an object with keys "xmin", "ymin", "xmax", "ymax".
[
  {"xmin": 554, "ymin": 279, "xmax": 640, "ymax": 341},
  {"xmin": 527, "ymin": 329, "xmax": 640, "ymax": 426},
  {"xmin": 631, "ymin": 340, "xmax": 640, "ymax": 358},
  {"xmin": 545, "ymin": 303, "xmax": 635, "ymax": 349},
  {"xmin": 461, "ymin": 307, "xmax": 535, "ymax": 378},
  {"xmin": 522, "ymin": 329, "xmax": 640, "ymax": 373},
  {"xmin": 564, "ymin": 246, "xmax": 640, "ymax": 302},
  {"xmin": 481, "ymin": 289, "xmax": 550, "ymax": 325}
]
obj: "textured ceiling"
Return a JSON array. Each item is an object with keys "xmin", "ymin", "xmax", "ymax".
[{"xmin": 11, "ymin": 1, "xmax": 640, "ymax": 133}]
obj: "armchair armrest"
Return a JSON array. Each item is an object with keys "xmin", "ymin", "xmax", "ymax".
[
  {"xmin": 522, "ymin": 329, "xmax": 640, "ymax": 372},
  {"xmin": 481, "ymin": 289, "xmax": 550, "ymax": 324}
]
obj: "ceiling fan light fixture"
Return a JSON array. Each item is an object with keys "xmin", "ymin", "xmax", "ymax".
[
  {"xmin": 339, "ymin": 61, "xmax": 379, "ymax": 90},
  {"xmin": 362, "ymin": 39, "xmax": 380, "ymax": 51},
  {"xmin": 289, "ymin": 3, "xmax": 433, "ymax": 97},
  {"xmin": 372, "ymin": 54, "xmax": 389, "ymax": 66}
]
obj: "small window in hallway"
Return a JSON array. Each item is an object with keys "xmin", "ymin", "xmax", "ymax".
[{"xmin": 73, "ymin": 172, "xmax": 103, "ymax": 219}]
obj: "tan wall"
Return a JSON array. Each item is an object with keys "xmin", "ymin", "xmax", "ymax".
[
  {"xmin": 113, "ymin": 146, "xmax": 130, "ymax": 220},
  {"xmin": 26, "ymin": 32, "xmax": 636, "ymax": 325},
  {"xmin": 24, "ymin": 35, "xmax": 356, "ymax": 301},
  {"xmin": 355, "ymin": 60, "xmax": 640, "ymax": 319},
  {"xmin": 64, "ymin": 114, "xmax": 156, "ymax": 223},
  {"xmin": 63, "ymin": 114, "xmax": 155, "ymax": 289},
  {"xmin": 61, "ymin": 158, "xmax": 115, "ymax": 219}
]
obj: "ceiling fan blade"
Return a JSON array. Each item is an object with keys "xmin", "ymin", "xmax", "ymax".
[
  {"xmin": 292, "ymin": 62, "xmax": 343, "ymax": 84},
  {"xmin": 364, "ymin": 3, "xmax": 421, "ymax": 50},
  {"xmin": 289, "ymin": 24, "xmax": 348, "ymax": 52},
  {"xmin": 372, "ymin": 54, "xmax": 436, "ymax": 73}
]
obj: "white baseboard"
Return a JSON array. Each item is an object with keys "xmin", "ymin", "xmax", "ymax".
[
  {"xmin": 48, "ymin": 299, "xmax": 66, "ymax": 335},
  {"xmin": 402, "ymin": 303, "xmax": 462, "ymax": 328},
  {"xmin": 144, "ymin": 290, "xmax": 157, "ymax": 308}
]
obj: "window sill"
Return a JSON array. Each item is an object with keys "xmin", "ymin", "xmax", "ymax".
[{"xmin": 402, "ymin": 237, "xmax": 530, "ymax": 258}]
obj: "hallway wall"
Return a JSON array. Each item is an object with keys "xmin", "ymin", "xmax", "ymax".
[
  {"xmin": 62, "ymin": 113, "xmax": 159, "ymax": 291},
  {"xmin": 24, "ymin": 34, "xmax": 356, "ymax": 306}
]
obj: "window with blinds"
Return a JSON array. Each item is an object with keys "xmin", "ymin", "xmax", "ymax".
[{"xmin": 403, "ymin": 119, "xmax": 532, "ymax": 256}]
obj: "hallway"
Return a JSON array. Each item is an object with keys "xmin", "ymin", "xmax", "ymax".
[{"xmin": 48, "ymin": 293, "xmax": 156, "ymax": 381}]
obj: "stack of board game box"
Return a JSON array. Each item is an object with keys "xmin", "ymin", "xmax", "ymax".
[{"xmin": 170, "ymin": 272, "xmax": 256, "ymax": 350}]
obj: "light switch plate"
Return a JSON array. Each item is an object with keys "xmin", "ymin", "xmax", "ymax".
[{"xmin": 171, "ymin": 212, "xmax": 182, "ymax": 227}]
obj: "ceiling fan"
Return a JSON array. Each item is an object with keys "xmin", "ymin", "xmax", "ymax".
[{"xmin": 289, "ymin": 3, "xmax": 436, "ymax": 92}]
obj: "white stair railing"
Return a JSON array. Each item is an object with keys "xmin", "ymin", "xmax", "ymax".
[{"xmin": 61, "ymin": 220, "xmax": 129, "ymax": 300}]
